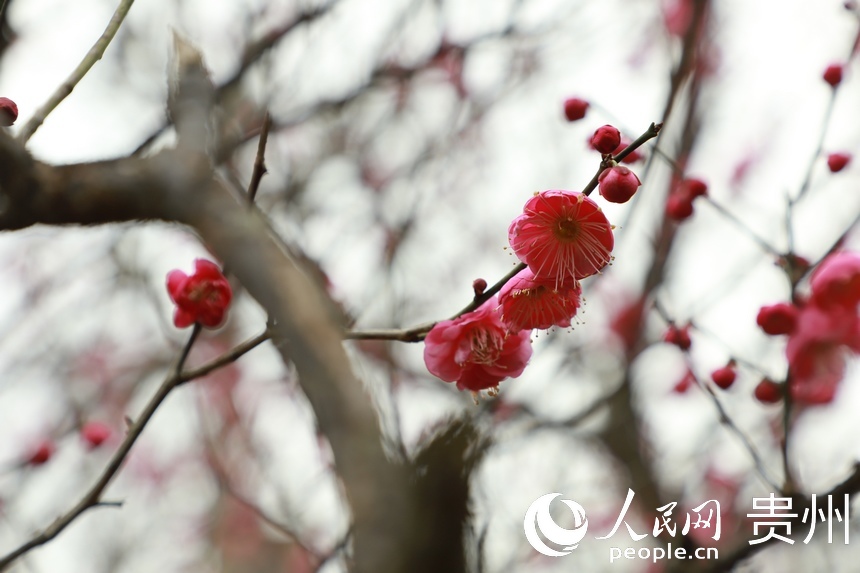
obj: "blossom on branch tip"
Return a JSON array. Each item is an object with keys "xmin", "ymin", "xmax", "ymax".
[
  {"xmin": 498, "ymin": 268, "xmax": 582, "ymax": 332},
  {"xmin": 508, "ymin": 190, "xmax": 614, "ymax": 283},
  {"xmin": 423, "ymin": 296, "xmax": 532, "ymax": 393},
  {"xmin": 823, "ymin": 63, "xmax": 844, "ymax": 87},
  {"xmin": 166, "ymin": 259, "xmax": 232, "ymax": 328}
]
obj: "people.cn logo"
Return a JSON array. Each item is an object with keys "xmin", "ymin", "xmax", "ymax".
[{"xmin": 523, "ymin": 493, "xmax": 589, "ymax": 557}]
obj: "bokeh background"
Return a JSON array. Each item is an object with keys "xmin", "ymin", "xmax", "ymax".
[{"xmin": 2, "ymin": 0, "xmax": 860, "ymax": 571}]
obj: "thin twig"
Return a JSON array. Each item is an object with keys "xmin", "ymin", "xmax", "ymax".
[
  {"xmin": 581, "ymin": 122, "xmax": 663, "ymax": 197},
  {"xmin": 0, "ymin": 324, "xmax": 200, "ymax": 571},
  {"xmin": 16, "ymin": 0, "xmax": 135, "ymax": 143},
  {"xmin": 178, "ymin": 329, "xmax": 271, "ymax": 384},
  {"xmin": 659, "ymin": 304, "xmax": 781, "ymax": 491},
  {"xmin": 776, "ymin": 23, "xmax": 860, "ymax": 489},
  {"xmin": 131, "ymin": 7, "xmax": 331, "ymax": 157},
  {"xmin": 343, "ymin": 262, "xmax": 526, "ymax": 342},
  {"xmin": 700, "ymin": 196, "xmax": 782, "ymax": 256},
  {"xmin": 0, "ymin": 326, "xmax": 268, "ymax": 569},
  {"xmin": 701, "ymin": 381, "xmax": 781, "ymax": 492},
  {"xmin": 246, "ymin": 113, "xmax": 272, "ymax": 203},
  {"xmin": 780, "ymin": 376, "xmax": 796, "ymax": 494}
]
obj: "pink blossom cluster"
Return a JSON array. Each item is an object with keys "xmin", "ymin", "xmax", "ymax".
[
  {"xmin": 424, "ymin": 186, "xmax": 617, "ymax": 394},
  {"xmin": 757, "ymin": 251, "xmax": 860, "ymax": 405}
]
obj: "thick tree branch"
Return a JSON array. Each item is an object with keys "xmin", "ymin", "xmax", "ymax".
[{"xmin": 0, "ymin": 128, "xmax": 428, "ymax": 573}]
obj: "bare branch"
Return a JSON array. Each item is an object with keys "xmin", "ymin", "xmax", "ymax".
[
  {"xmin": 16, "ymin": 0, "xmax": 136, "ymax": 143},
  {"xmin": 246, "ymin": 112, "xmax": 272, "ymax": 203},
  {"xmin": 0, "ymin": 325, "xmax": 201, "ymax": 570}
]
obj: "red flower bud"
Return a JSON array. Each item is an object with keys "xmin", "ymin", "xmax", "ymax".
[
  {"xmin": 827, "ymin": 152, "xmax": 852, "ymax": 173},
  {"xmin": 563, "ymin": 97, "xmax": 589, "ymax": 122},
  {"xmin": 673, "ymin": 369, "xmax": 695, "ymax": 393},
  {"xmin": 0, "ymin": 97, "xmax": 17, "ymax": 127},
  {"xmin": 590, "ymin": 125, "xmax": 621, "ymax": 154},
  {"xmin": 711, "ymin": 365, "xmax": 737, "ymax": 389},
  {"xmin": 823, "ymin": 63, "xmax": 844, "ymax": 87},
  {"xmin": 81, "ymin": 421, "xmax": 112, "ymax": 449},
  {"xmin": 680, "ymin": 177, "xmax": 708, "ymax": 198},
  {"xmin": 472, "ymin": 278, "xmax": 488, "ymax": 296},
  {"xmin": 598, "ymin": 165, "xmax": 642, "ymax": 204},
  {"xmin": 756, "ymin": 302, "xmax": 798, "ymax": 335},
  {"xmin": 663, "ymin": 324, "xmax": 692, "ymax": 350},
  {"xmin": 754, "ymin": 378, "xmax": 782, "ymax": 404},
  {"xmin": 27, "ymin": 440, "xmax": 55, "ymax": 466},
  {"xmin": 665, "ymin": 193, "xmax": 694, "ymax": 220}
]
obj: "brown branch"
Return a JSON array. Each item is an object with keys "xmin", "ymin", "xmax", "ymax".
[
  {"xmin": 178, "ymin": 329, "xmax": 271, "ymax": 384},
  {"xmin": 246, "ymin": 112, "xmax": 272, "ymax": 203},
  {"xmin": 580, "ymin": 121, "xmax": 663, "ymax": 197},
  {"xmin": 131, "ymin": 7, "xmax": 331, "ymax": 156},
  {"xmin": 344, "ymin": 262, "xmax": 526, "ymax": 342}
]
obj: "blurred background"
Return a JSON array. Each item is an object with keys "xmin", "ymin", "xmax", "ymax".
[{"xmin": 1, "ymin": 0, "xmax": 860, "ymax": 571}]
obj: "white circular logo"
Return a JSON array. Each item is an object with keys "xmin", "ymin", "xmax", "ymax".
[{"xmin": 523, "ymin": 493, "xmax": 589, "ymax": 557}]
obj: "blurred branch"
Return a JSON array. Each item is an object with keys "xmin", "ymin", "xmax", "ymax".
[
  {"xmin": 246, "ymin": 112, "xmax": 272, "ymax": 202},
  {"xmin": 788, "ymin": 18, "xmax": 860, "ymax": 210},
  {"xmin": 0, "ymin": 324, "xmax": 201, "ymax": 570},
  {"xmin": 205, "ymin": 435, "xmax": 322, "ymax": 561},
  {"xmin": 132, "ymin": 6, "xmax": 332, "ymax": 156},
  {"xmin": 344, "ymin": 262, "xmax": 526, "ymax": 342},
  {"xmin": 688, "ymin": 358, "xmax": 782, "ymax": 491},
  {"xmin": 700, "ymin": 197, "xmax": 782, "ymax": 256},
  {"xmin": 178, "ymin": 329, "xmax": 271, "ymax": 384},
  {"xmin": 16, "ymin": 0, "xmax": 136, "ymax": 144},
  {"xmin": 600, "ymin": 0, "xmax": 712, "ymax": 547},
  {"xmin": 0, "ymin": 50, "xmax": 452, "ymax": 569}
]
